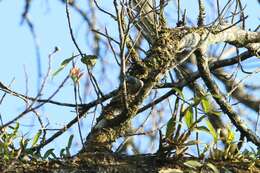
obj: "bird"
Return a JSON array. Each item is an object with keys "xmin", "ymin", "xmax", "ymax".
[{"xmin": 126, "ymin": 75, "xmax": 144, "ymax": 95}]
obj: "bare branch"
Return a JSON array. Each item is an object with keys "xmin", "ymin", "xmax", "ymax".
[{"xmin": 195, "ymin": 48, "xmax": 260, "ymax": 146}]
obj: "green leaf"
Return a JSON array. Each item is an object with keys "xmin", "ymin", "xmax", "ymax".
[
  {"xmin": 201, "ymin": 96, "xmax": 221, "ymax": 116},
  {"xmin": 43, "ymin": 148, "xmax": 55, "ymax": 160},
  {"xmin": 20, "ymin": 138, "xmax": 29, "ymax": 149},
  {"xmin": 52, "ymin": 54, "xmax": 78, "ymax": 77},
  {"xmin": 31, "ymin": 130, "xmax": 42, "ymax": 147},
  {"xmin": 66, "ymin": 148, "xmax": 71, "ymax": 157},
  {"xmin": 184, "ymin": 160, "xmax": 203, "ymax": 169},
  {"xmin": 206, "ymin": 163, "xmax": 220, "ymax": 173},
  {"xmin": 193, "ymin": 97, "xmax": 202, "ymax": 106},
  {"xmin": 201, "ymin": 97, "xmax": 211, "ymax": 113},
  {"xmin": 61, "ymin": 56, "xmax": 76, "ymax": 66},
  {"xmin": 60, "ymin": 148, "xmax": 66, "ymax": 158},
  {"xmin": 166, "ymin": 117, "xmax": 175, "ymax": 138},
  {"xmin": 172, "ymin": 87, "xmax": 184, "ymax": 99},
  {"xmin": 212, "ymin": 94, "xmax": 222, "ymax": 99},
  {"xmin": 184, "ymin": 107, "xmax": 193, "ymax": 128},
  {"xmin": 52, "ymin": 67, "xmax": 64, "ymax": 77},
  {"xmin": 81, "ymin": 55, "xmax": 98, "ymax": 67},
  {"xmin": 194, "ymin": 126, "xmax": 210, "ymax": 133},
  {"xmin": 162, "ymin": 169, "xmax": 183, "ymax": 173},
  {"xmin": 4, "ymin": 153, "xmax": 10, "ymax": 160},
  {"xmin": 226, "ymin": 127, "xmax": 235, "ymax": 144},
  {"xmin": 67, "ymin": 135, "xmax": 74, "ymax": 149},
  {"xmin": 206, "ymin": 120, "xmax": 218, "ymax": 143},
  {"xmin": 10, "ymin": 122, "xmax": 19, "ymax": 138}
]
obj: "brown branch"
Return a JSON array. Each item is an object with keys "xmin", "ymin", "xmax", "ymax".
[
  {"xmin": 29, "ymin": 89, "xmax": 118, "ymax": 152},
  {"xmin": 159, "ymin": 50, "xmax": 253, "ymax": 89},
  {"xmin": 195, "ymin": 48, "xmax": 260, "ymax": 146},
  {"xmin": 2, "ymin": 152, "xmax": 259, "ymax": 173},
  {"xmin": 83, "ymin": 27, "xmax": 187, "ymax": 152},
  {"xmin": 0, "ymin": 76, "xmax": 70, "ymax": 131}
]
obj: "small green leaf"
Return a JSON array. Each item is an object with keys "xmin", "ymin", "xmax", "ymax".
[
  {"xmin": 67, "ymin": 135, "xmax": 74, "ymax": 149},
  {"xmin": 10, "ymin": 122, "xmax": 19, "ymax": 138},
  {"xmin": 52, "ymin": 54, "xmax": 79, "ymax": 77},
  {"xmin": 201, "ymin": 97, "xmax": 211, "ymax": 113},
  {"xmin": 20, "ymin": 138, "xmax": 29, "ymax": 149},
  {"xmin": 193, "ymin": 97, "xmax": 202, "ymax": 106},
  {"xmin": 31, "ymin": 130, "xmax": 42, "ymax": 147},
  {"xmin": 166, "ymin": 117, "xmax": 176, "ymax": 138},
  {"xmin": 61, "ymin": 56, "xmax": 75, "ymax": 66},
  {"xmin": 206, "ymin": 120, "xmax": 218, "ymax": 143},
  {"xmin": 52, "ymin": 67, "xmax": 64, "ymax": 77},
  {"xmin": 184, "ymin": 160, "xmax": 203, "ymax": 169},
  {"xmin": 184, "ymin": 107, "xmax": 193, "ymax": 128},
  {"xmin": 25, "ymin": 148, "xmax": 34, "ymax": 156},
  {"xmin": 14, "ymin": 122, "xmax": 20, "ymax": 131},
  {"xmin": 161, "ymin": 169, "xmax": 183, "ymax": 173},
  {"xmin": 60, "ymin": 148, "xmax": 66, "ymax": 158},
  {"xmin": 194, "ymin": 126, "xmax": 210, "ymax": 133},
  {"xmin": 43, "ymin": 148, "xmax": 56, "ymax": 160},
  {"xmin": 201, "ymin": 96, "xmax": 221, "ymax": 116},
  {"xmin": 81, "ymin": 55, "xmax": 98, "ymax": 67},
  {"xmin": 212, "ymin": 94, "xmax": 222, "ymax": 99},
  {"xmin": 172, "ymin": 87, "xmax": 184, "ymax": 99},
  {"xmin": 226, "ymin": 127, "xmax": 235, "ymax": 144},
  {"xmin": 206, "ymin": 163, "xmax": 220, "ymax": 173},
  {"xmin": 4, "ymin": 154, "xmax": 10, "ymax": 160},
  {"xmin": 66, "ymin": 148, "xmax": 71, "ymax": 157}
]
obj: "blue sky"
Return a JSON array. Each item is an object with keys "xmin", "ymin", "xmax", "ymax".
[{"xmin": 0, "ymin": 0, "xmax": 259, "ymax": 155}]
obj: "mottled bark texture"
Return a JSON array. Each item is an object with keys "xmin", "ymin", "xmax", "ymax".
[
  {"xmin": 82, "ymin": 23, "xmax": 260, "ymax": 152},
  {"xmin": 2, "ymin": 153, "xmax": 260, "ymax": 173}
]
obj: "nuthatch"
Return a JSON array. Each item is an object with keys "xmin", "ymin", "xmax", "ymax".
[{"xmin": 126, "ymin": 75, "xmax": 144, "ymax": 95}]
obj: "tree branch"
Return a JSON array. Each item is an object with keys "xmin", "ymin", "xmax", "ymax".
[{"xmin": 195, "ymin": 48, "xmax": 260, "ymax": 146}]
